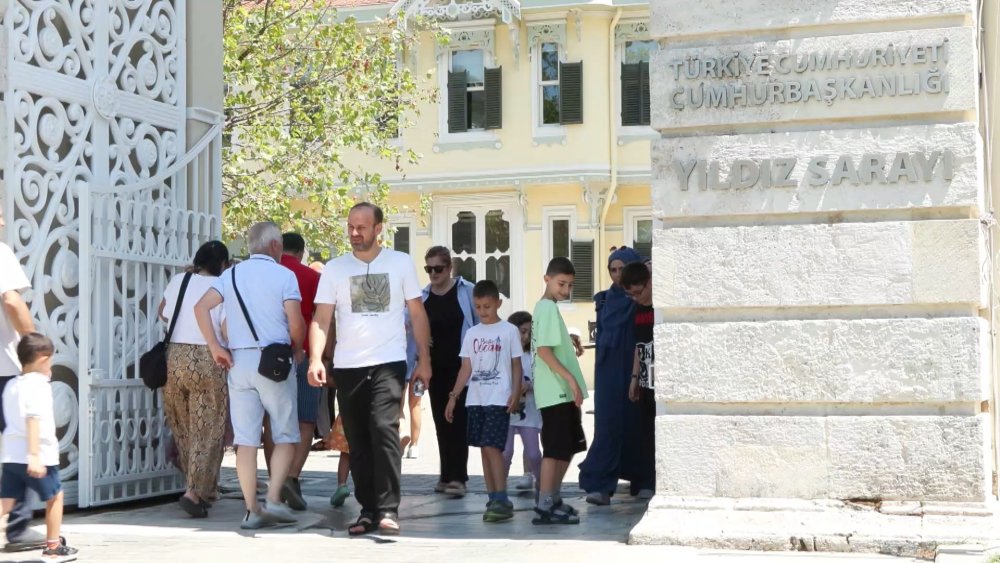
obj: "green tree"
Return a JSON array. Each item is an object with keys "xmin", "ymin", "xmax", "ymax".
[{"xmin": 222, "ymin": 0, "xmax": 439, "ymax": 257}]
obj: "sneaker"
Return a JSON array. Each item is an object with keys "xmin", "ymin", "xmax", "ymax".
[
  {"xmin": 281, "ymin": 478, "xmax": 307, "ymax": 511},
  {"xmin": 4, "ymin": 529, "xmax": 48, "ymax": 552},
  {"xmin": 41, "ymin": 543, "xmax": 78, "ymax": 562},
  {"xmin": 483, "ymin": 499, "xmax": 495, "ymax": 521},
  {"xmin": 406, "ymin": 445, "xmax": 419, "ymax": 459},
  {"xmin": 330, "ymin": 484, "xmax": 350, "ymax": 508},
  {"xmin": 443, "ymin": 481, "xmax": 466, "ymax": 497},
  {"xmin": 260, "ymin": 501, "xmax": 298, "ymax": 524},
  {"xmin": 434, "ymin": 481, "xmax": 447, "ymax": 493},
  {"xmin": 586, "ymin": 492, "xmax": 611, "ymax": 506},
  {"xmin": 636, "ymin": 489, "xmax": 654, "ymax": 500},
  {"xmin": 514, "ymin": 474, "xmax": 533, "ymax": 490},
  {"xmin": 240, "ymin": 510, "xmax": 268, "ymax": 530},
  {"xmin": 484, "ymin": 502, "xmax": 513, "ymax": 523}
]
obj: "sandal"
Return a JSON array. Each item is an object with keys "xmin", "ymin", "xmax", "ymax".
[
  {"xmin": 348, "ymin": 515, "xmax": 377, "ymax": 536},
  {"xmin": 531, "ymin": 506, "xmax": 580, "ymax": 525},
  {"xmin": 378, "ymin": 515, "xmax": 401, "ymax": 536},
  {"xmin": 179, "ymin": 496, "xmax": 208, "ymax": 518},
  {"xmin": 553, "ymin": 500, "xmax": 579, "ymax": 516}
]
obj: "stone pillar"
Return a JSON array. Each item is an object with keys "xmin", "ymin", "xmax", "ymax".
[{"xmin": 633, "ymin": 1, "xmax": 999, "ymax": 556}]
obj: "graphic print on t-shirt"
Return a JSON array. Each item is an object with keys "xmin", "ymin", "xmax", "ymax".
[
  {"xmin": 637, "ymin": 341, "xmax": 654, "ymax": 389},
  {"xmin": 470, "ymin": 336, "xmax": 503, "ymax": 385},
  {"xmin": 350, "ymin": 273, "xmax": 390, "ymax": 313}
]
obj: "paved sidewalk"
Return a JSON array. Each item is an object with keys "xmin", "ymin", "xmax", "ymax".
[{"xmin": 0, "ymin": 398, "xmax": 925, "ymax": 562}]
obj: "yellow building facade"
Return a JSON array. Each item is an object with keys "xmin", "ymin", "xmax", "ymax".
[{"xmin": 338, "ymin": 0, "xmax": 656, "ymax": 382}]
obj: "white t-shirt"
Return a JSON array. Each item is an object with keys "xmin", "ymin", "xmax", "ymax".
[
  {"xmin": 511, "ymin": 352, "xmax": 542, "ymax": 429},
  {"xmin": 162, "ymin": 273, "xmax": 226, "ymax": 346},
  {"xmin": 316, "ymin": 249, "xmax": 421, "ymax": 369},
  {"xmin": 2, "ymin": 372, "xmax": 59, "ymax": 466},
  {"xmin": 459, "ymin": 321, "xmax": 523, "ymax": 407},
  {"xmin": 0, "ymin": 243, "xmax": 30, "ymax": 378}
]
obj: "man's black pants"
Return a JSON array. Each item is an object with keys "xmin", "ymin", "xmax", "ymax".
[{"xmin": 333, "ymin": 361, "xmax": 406, "ymax": 519}]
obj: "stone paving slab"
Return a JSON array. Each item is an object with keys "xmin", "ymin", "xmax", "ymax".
[{"xmin": 0, "ymin": 397, "xmax": 926, "ymax": 562}]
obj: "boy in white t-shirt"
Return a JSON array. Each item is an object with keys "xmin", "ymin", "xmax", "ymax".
[
  {"xmin": 445, "ymin": 280, "xmax": 522, "ymax": 523},
  {"xmin": 1, "ymin": 333, "xmax": 78, "ymax": 562}
]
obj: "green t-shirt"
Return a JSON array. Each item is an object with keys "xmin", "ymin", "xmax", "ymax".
[{"xmin": 531, "ymin": 298, "xmax": 589, "ymax": 409}]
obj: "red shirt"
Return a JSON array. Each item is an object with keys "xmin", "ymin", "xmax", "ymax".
[{"xmin": 280, "ymin": 254, "xmax": 321, "ymax": 352}]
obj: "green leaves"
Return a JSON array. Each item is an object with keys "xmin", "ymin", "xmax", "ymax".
[{"xmin": 222, "ymin": 0, "xmax": 439, "ymax": 257}]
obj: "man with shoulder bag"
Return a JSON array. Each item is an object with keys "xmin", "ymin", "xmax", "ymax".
[{"xmin": 194, "ymin": 222, "xmax": 306, "ymax": 529}]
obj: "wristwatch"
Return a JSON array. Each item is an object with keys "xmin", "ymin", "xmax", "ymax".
[{"xmin": 448, "ymin": 391, "xmax": 458, "ymax": 399}]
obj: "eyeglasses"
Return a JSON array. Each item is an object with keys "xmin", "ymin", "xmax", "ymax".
[
  {"xmin": 424, "ymin": 265, "xmax": 448, "ymax": 274},
  {"xmin": 626, "ymin": 281, "xmax": 648, "ymax": 299}
]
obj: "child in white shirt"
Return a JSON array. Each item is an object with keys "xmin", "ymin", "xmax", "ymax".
[
  {"xmin": 1, "ymin": 333, "xmax": 78, "ymax": 561},
  {"xmin": 445, "ymin": 281, "xmax": 522, "ymax": 523},
  {"xmin": 502, "ymin": 311, "xmax": 542, "ymax": 494}
]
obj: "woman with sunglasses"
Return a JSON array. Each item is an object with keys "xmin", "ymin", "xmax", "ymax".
[{"xmin": 408, "ymin": 246, "xmax": 479, "ymax": 497}]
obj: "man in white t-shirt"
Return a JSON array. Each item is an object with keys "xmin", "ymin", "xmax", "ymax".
[
  {"xmin": 0, "ymin": 205, "xmax": 48, "ymax": 553},
  {"xmin": 308, "ymin": 203, "xmax": 431, "ymax": 536},
  {"xmin": 195, "ymin": 222, "xmax": 306, "ymax": 530}
]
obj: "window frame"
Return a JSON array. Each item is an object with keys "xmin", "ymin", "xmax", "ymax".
[
  {"xmin": 530, "ymin": 41, "xmax": 567, "ymax": 143},
  {"xmin": 623, "ymin": 206, "xmax": 654, "ymax": 255},
  {"xmin": 538, "ymin": 42, "xmax": 561, "ymax": 127},
  {"xmin": 542, "ymin": 206, "xmax": 578, "ymax": 270},
  {"xmin": 451, "ymin": 48, "xmax": 487, "ymax": 132},
  {"xmin": 388, "ymin": 214, "xmax": 416, "ymax": 255},
  {"xmin": 435, "ymin": 23, "xmax": 499, "ymax": 148},
  {"xmin": 615, "ymin": 26, "xmax": 659, "ymax": 141},
  {"xmin": 542, "ymin": 206, "xmax": 578, "ymax": 304}
]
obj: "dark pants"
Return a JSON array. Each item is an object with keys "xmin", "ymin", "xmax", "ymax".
[
  {"xmin": 630, "ymin": 387, "xmax": 656, "ymax": 494},
  {"xmin": 0, "ymin": 375, "xmax": 31, "ymax": 542},
  {"xmin": 333, "ymin": 361, "xmax": 406, "ymax": 519},
  {"xmin": 428, "ymin": 362, "xmax": 468, "ymax": 484}
]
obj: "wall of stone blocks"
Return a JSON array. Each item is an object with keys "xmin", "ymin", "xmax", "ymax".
[{"xmin": 649, "ymin": 0, "xmax": 993, "ymax": 502}]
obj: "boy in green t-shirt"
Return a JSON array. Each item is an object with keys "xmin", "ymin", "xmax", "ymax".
[{"xmin": 531, "ymin": 257, "xmax": 589, "ymax": 525}]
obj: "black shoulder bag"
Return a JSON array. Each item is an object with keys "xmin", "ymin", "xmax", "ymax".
[
  {"xmin": 139, "ymin": 272, "xmax": 193, "ymax": 390},
  {"xmin": 231, "ymin": 265, "xmax": 294, "ymax": 382}
]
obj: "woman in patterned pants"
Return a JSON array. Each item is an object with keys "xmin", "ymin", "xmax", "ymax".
[{"xmin": 158, "ymin": 241, "xmax": 231, "ymax": 518}]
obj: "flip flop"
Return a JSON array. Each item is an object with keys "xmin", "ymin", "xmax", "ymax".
[
  {"xmin": 179, "ymin": 496, "xmax": 208, "ymax": 518},
  {"xmin": 348, "ymin": 515, "xmax": 377, "ymax": 536},
  {"xmin": 378, "ymin": 516, "xmax": 401, "ymax": 536}
]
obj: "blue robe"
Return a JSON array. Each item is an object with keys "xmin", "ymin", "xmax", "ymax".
[{"xmin": 578, "ymin": 283, "xmax": 637, "ymax": 494}]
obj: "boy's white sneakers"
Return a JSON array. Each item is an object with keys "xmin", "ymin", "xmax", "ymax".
[{"xmin": 515, "ymin": 474, "xmax": 534, "ymax": 491}]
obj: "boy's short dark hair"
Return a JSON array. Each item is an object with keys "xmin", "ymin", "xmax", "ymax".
[
  {"xmin": 508, "ymin": 311, "xmax": 532, "ymax": 326},
  {"xmin": 620, "ymin": 262, "xmax": 651, "ymax": 290},
  {"xmin": 472, "ymin": 280, "xmax": 500, "ymax": 300},
  {"xmin": 282, "ymin": 232, "xmax": 306, "ymax": 254},
  {"xmin": 17, "ymin": 332, "xmax": 54, "ymax": 366},
  {"xmin": 545, "ymin": 257, "xmax": 576, "ymax": 277}
]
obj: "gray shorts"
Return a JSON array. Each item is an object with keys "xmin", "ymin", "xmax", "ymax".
[{"xmin": 228, "ymin": 349, "xmax": 300, "ymax": 447}]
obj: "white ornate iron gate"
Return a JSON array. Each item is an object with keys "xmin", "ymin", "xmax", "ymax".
[{"xmin": 2, "ymin": 0, "xmax": 221, "ymax": 507}]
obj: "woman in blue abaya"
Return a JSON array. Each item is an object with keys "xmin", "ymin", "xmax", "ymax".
[{"xmin": 578, "ymin": 246, "xmax": 643, "ymax": 505}]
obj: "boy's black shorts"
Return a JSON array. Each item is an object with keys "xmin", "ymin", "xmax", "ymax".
[{"xmin": 540, "ymin": 402, "xmax": 587, "ymax": 461}]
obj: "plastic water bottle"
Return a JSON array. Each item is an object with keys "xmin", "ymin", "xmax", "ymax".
[{"xmin": 413, "ymin": 379, "xmax": 426, "ymax": 397}]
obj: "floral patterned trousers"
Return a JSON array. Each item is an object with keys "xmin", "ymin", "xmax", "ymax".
[{"xmin": 164, "ymin": 343, "xmax": 229, "ymax": 499}]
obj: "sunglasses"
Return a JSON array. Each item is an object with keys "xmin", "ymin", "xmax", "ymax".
[{"xmin": 424, "ymin": 265, "xmax": 449, "ymax": 274}]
